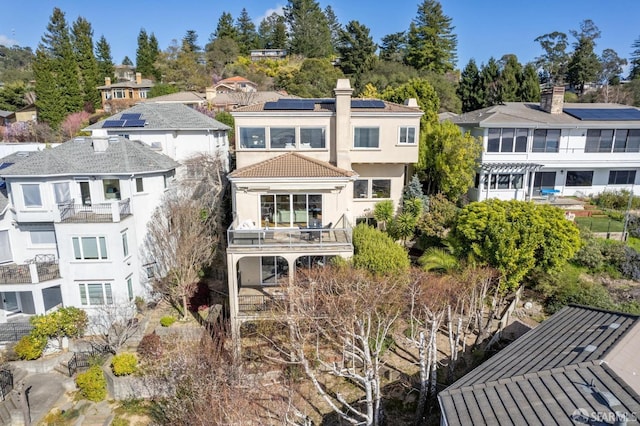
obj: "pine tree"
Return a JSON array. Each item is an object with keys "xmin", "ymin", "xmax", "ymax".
[
  {"xmin": 324, "ymin": 5, "xmax": 342, "ymax": 54},
  {"xmin": 629, "ymin": 36, "xmax": 640, "ymax": 80},
  {"xmin": 336, "ymin": 20, "xmax": 376, "ymax": 91},
  {"xmin": 148, "ymin": 33, "xmax": 161, "ymax": 81},
  {"xmin": 95, "ymin": 35, "xmax": 115, "ymax": 83},
  {"xmin": 183, "ymin": 30, "xmax": 200, "ymax": 53},
  {"xmin": 498, "ymin": 54, "xmax": 522, "ymax": 102},
  {"xmin": 136, "ymin": 29, "xmax": 160, "ymax": 80},
  {"xmin": 518, "ymin": 63, "xmax": 540, "ymax": 102},
  {"xmin": 566, "ymin": 19, "xmax": 601, "ymax": 95},
  {"xmin": 258, "ymin": 13, "xmax": 287, "ymax": 49},
  {"xmin": 480, "ymin": 57, "xmax": 501, "ymax": 107},
  {"xmin": 236, "ymin": 8, "xmax": 258, "ymax": 55},
  {"xmin": 122, "ymin": 56, "xmax": 133, "ymax": 66},
  {"xmin": 457, "ymin": 59, "xmax": 483, "ymax": 112},
  {"xmin": 405, "ymin": 0, "xmax": 457, "ymax": 73},
  {"xmin": 72, "ymin": 17, "xmax": 101, "ymax": 111},
  {"xmin": 285, "ymin": 0, "xmax": 332, "ymax": 58},
  {"xmin": 379, "ymin": 32, "xmax": 406, "ymax": 63},
  {"xmin": 213, "ymin": 12, "xmax": 238, "ymax": 41}
]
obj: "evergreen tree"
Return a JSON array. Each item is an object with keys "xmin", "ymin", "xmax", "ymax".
[
  {"xmin": 136, "ymin": 29, "xmax": 152, "ymax": 77},
  {"xmin": 566, "ymin": 20, "xmax": 601, "ymax": 95},
  {"xmin": 258, "ymin": 13, "xmax": 287, "ymax": 49},
  {"xmin": 34, "ymin": 7, "xmax": 83, "ymax": 129},
  {"xmin": 518, "ymin": 63, "xmax": 540, "ymax": 102},
  {"xmin": 498, "ymin": 54, "xmax": 522, "ymax": 102},
  {"xmin": 72, "ymin": 17, "xmax": 101, "ymax": 111},
  {"xmin": 336, "ymin": 20, "xmax": 376, "ymax": 91},
  {"xmin": 236, "ymin": 8, "xmax": 258, "ymax": 55},
  {"xmin": 275, "ymin": 58, "xmax": 344, "ymax": 97},
  {"xmin": 458, "ymin": 59, "xmax": 483, "ymax": 112},
  {"xmin": 480, "ymin": 57, "xmax": 501, "ymax": 107},
  {"xmin": 629, "ymin": 36, "xmax": 640, "ymax": 80},
  {"xmin": 122, "ymin": 56, "xmax": 133, "ymax": 66},
  {"xmin": 379, "ymin": 32, "xmax": 406, "ymax": 63},
  {"xmin": 285, "ymin": 0, "xmax": 332, "ymax": 58},
  {"xmin": 155, "ymin": 39, "xmax": 208, "ymax": 91},
  {"xmin": 213, "ymin": 12, "xmax": 238, "ymax": 41},
  {"xmin": 324, "ymin": 5, "xmax": 342, "ymax": 54},
  {"xmin": 405, "ymin": 0, "xmax": 457, "ymax": 73},
  {"xmin": 183, "ymin": 30, "xmax": 200, "ymax": 53},
  {"xmin": 95, "ymin": 35, "xmax": 115, "ymax": 83},
  {"xmin": 148, "ymin": 33, "xmax": 161, "ymax": 80}
]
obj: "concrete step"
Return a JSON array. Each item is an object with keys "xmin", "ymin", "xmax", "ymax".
[
  {"xmin": 0, "ymin": 401, "xmax": 11, "ymax": 426},
  {"xmin": 53, "ymin": 362, "xmax": 71, "ymax": 377}
]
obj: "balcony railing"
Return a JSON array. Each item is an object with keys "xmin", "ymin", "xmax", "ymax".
[
  {"xmin": 57, "ymin": 198, "xmax": 132, "ymax": 223},
  {"xmin": 0, "ymin": 256, "xmax": 60, "ymax": 284},
  {"xmin": 238, "ymin": 294, "xmax": 286, "ymax": 314}
]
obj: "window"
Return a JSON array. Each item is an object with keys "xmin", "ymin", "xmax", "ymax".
[
  {"xmin": 613, "ymin": 129, "xmax": 640, "ymax": 152},
  {"xmin": 239, "ymin": 127, "xmax": 266, "ymax": 149},
  {"xmin": 30, "ymin": 230, "xmax": 56, "ymax": 245},
  {"xmin": 354, "ymin": 180, "xmax": 368, "ymax": 198},
  {"xmin": 113, "ymin": 89, "xmax": 125, "ymax": 99},
  {"xmin": 300, "ymin": 128, "xmax": 325, "ymax": 148},
  {"xmin": 585, "ymin": 129, "xmax": 614, "ymax": 152},
  {"xmin": 532, "ymin": 129, "xmax": 560, "ymax": 152},
  {"xmin": 566, "ymin": 171, "xmax": 594, "ymax": 186},
  {"xmin": 372, "ymin": 180, "xmax": 391, "ymax": 198},
  {"xmin": 0, "ymin": 231, "xmax": 12, "ymax": 263},
  {"xmin": 122, "ymin": 231, "xmax": 129, "ymax": 257},
  {"xmin": 127, "ymin": 276, "xmax": 134, "ymax": 301},
  {"xmin": 354, "ymin": 127, "xmax": 379, "ymax": 148},
  {"xmin": 103, "ymin": 179, "xmax": 121, "ymax": 200},
  {"xmin": 534, "ymin": 172, "xmax": 556, "ymax": 189},
  {"xmin": 22, "ymin": 184, "xmax": 42, "ymax": 207},
  {"xmin": 72, "ymin": 236, "xmax": 108, "ymax": 260},
  {"xmin": 399, "ymin": 127, "xmax": 416, "ymax": 144},
  {"xmin": 608, "ymin": 170, "xmax": 636, "ymax": 185},
  {"xmin": 79, "ymin": 283, "xmax": 113, "ymax": 306},
  {"xmin": 260, "ymin": 194, "xmax": 322, "ymax": 227},
  {"xmin": 488, "ymin": 174, "xmax": 524, "ymax": 190},
  {"xmin": 487, "ymin": 128, "xmax": 528, "ymax": 152},
  {"xmin": 270, "ymin": 128, "xmax": 295, "ymax": 149},
  {"xmin": 135, "ymin": 178, "xmax": 144, "ymax": 193},
  {"xmin": 53, "ymin": 182, "xmax": 71, "ymax": 204}
]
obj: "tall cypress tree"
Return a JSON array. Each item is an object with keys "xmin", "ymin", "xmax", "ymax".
[
  {"xmin": 498, "ymin": 54, "xmax": 522, "ymax": 102},
  {"xmin": 213, "ymin": 12, "xmax": 238, "ymax": 40},
  {"xmin": 480, "ymin": 57, "xmax": 501, "ymax": 107},
  {"xmin": 236, "ymin": 8, "xmax": 258, "ymax": 55},
  {"xmin": 148, "ymin": 33, "xmax": 161, "ymax": 81},
  {"xmin": 72, "ymin": 17, "xmax": 101, "ymax": 111},
  {"xmin": 518, "ymin": 63, "xmax": 540, "ymax": 101},
  {"xmin": 406, "ymin": 0, "xmax": 457, "ymax": 73},
  {"xmin": 136, "ymin": 29, "xmax": 160, "ymax": 80},
  {"xmin": 324, "ymin": 5, "xmax": 342, "ymax": 55},
  {"xmin": 457, "ymin": 59, "xmax": 483, "ymax": 112},
  {"xmin": 336, "ymin": 20, "xmax": 376, "ymax": 91},
  {"xmin": 285, "ymin": 0, "xmax": 332, "ymax": 58},
  {"xmin": 95, "ymin": 35, "xmax": 115, "ymax": 83}
]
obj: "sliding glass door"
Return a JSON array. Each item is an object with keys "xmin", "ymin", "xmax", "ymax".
[{"xmin": 260, "ymin": 194, "xmax": 322, "ymax": 228}]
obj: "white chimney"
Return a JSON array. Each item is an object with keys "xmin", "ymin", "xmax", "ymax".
[
  {"xmin": 92, "ymin": 138, "xmax": 109, "ymax": 152},
  {"xmin": 334, "ymin": 79, "xmax": 353, "ymax": 170}
]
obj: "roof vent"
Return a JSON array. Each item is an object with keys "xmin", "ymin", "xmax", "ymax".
[
  {"xmin": 108, "ymin": 136, "xmax": 120, "ymax": 143},
  {"xmin": 150, "ymin": 142, "xmax": 162, "ymax": 151},
  {"xmin": 15, "ymin": 152, "xmax": 29, "ymax": 157},
  {"xmin": 74, "ymin": 137, "xmax": 86, "ymax": 143},
  {"xmin": 583, "ymin": 345, "xmax": 598, "ymax": 353},
  {"xmin": 609, "ymin": 323, "xmax": 621, "ymax": 329}
]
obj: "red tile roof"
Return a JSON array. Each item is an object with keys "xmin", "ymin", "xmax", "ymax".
[{"xmin": 229, "ymin": 152, "xmax": 356, "ymax": 179}]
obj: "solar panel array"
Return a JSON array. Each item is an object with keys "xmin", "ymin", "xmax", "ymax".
[
  {"xmin": 102, "ymin": 120, "xmax": 126, "ymax": 128},
  {"xmin": 121, "ymin": 113, "xmax": 142, "ymax": 120},
  {"xmin": 264, "ymin": 99, "xmax": 316, "ymax": 110},
  {"xmin": 351, "ymin": 100, "xmax": 385, "ymax": 109},
  {"xmin": 102, "ymin": 117, "xmax": 146, "ymax": 128},
  {"xmin": 124, "ymin": 119, "xmax": 146, "ymax": 127},
  {"xmin": 564, "ymin": 108, "xmax": 640, "ymax": 121}
]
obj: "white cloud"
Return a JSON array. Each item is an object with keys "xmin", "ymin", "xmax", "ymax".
[
  {"xmin": 256, "ymin": 5, "xmax": 285, "ymax": 23},
  {"xmin": 0, "ymin": 35, "xmax": 19, "ymax": 47}
]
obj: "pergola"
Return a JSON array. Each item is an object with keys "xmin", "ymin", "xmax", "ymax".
[{"xmin": 479, "ymin": 162, "xmax": 544, "ymax": 201}]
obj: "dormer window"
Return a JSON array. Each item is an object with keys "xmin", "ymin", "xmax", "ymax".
[{"xmin": 22, "ymin": 184, "xmax": 42, "ymax": 208}]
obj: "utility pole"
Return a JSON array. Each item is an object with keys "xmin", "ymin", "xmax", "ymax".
[{"xmin": 622, "ymin": 188, "xmax": 634, "ymax": 242}]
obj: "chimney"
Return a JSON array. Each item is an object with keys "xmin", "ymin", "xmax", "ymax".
[
  {"xmin": 404, "ymin": 98, "xmax": 419, "ymax": 109},
  {"xmin": 334, "ymin": 79, "xmax": 353, "ymax": 170},
  {"xmin": 540, "ymin": 86, "xmax": 565, "ymax": 114},
  {"xmin": 92, "ymin": 138, "xmax": 109, "ymax": 152},
  {"xmin": 136, "ymin": 72, "xmax": 142, "ymax": 85},
  {"xmin": 205, "ymin": 87, "xmax": 216, "ymax": 102},
  {"xmin": 104, "ymin": 77, "xmax": 111, "ymax": 86}
]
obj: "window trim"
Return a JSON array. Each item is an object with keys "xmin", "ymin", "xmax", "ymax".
[
  {"xmin": 398, "ymin": 126, "xmax": 417, "ymax": 144},
  {"xmin": 79, "ymin": 282, "xmax": 113, "ymax": 306},
  {"xmin": 72, "ymin": 236, "xmax": 108, "ymax": 261},
  {"xmin": 353, "ymin": 178, "xmax": 391, "ymax": 199},
  {"xmin": 608, "ymin": 170, "xmax": 636, "ymax": 185},
  {"xmin": 353, "ymin": 127, "xmax": 380, "ymax": 149},
  {"xmin": 135, "ymin": 177, "xmax": 144, "ymax": 193},
  {"xmin": 21, "ymin": 184, "xmax": 43, "ymax": 208}
]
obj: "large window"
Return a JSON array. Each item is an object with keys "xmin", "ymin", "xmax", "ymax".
[
  {"xmin": 300, "ymin": 128, "xmax": 325, "ymax": 148},
  {"xmin": 270, "ymin": 128, "xmax": 296, "ymax": 149},
  {"xmin": 532, "ymin": 129, "xmax": 560, "ymax": 152},
  {"xmin": 354, "ymin": 179, "xmax": 391, "ymax": 199},
  {"xmin": 613, "ymin": 130, "xmax": 640, "ymax": 153},
  {"xmin": 608, "ymin": 170, "xmax": 636, "ymax": 185},
  {"xmin": 22, "ymin": 184, "xmax": 42, "ymax": 207},
  {"xmin": 72, "ymin": 236, "xmax": 108, "ymax": 260},
  {"xmin": 399, "ymin": 127, "xmax": 417, "ymax": 144},
  {"xmin": 260, "ymin": 194, "xmax": 322, "ymax": 227},
  {"xmin": 534, "ymin": 172, "xmax": 556, "ymax": 189},
  {"xmin": 53, "ymin": 182, "xmax": 71, "ymax": 204},
  {"xmin": 488, "ymin": 174, "xmax": 524, "ymax": 190},
  {"xmin": 354, "ymin": 127, "xmax": 379, "ymax": 148},
  {"xmin": 79, "ymin": 283, "xmax": 113, "ymax": 306},
  {"xmin": 239, "ymin": 127, "xmax": 266, "ymax": 149},
  {"xmin": 566, "ymin": 171, "xmax": 594, "ymax": 187},
  {"xmin": 30, "ymin": 230, "xmax": 56, "ymax": 245},
  {"xmin": 103, "ymin": 179, "xmax": 121, "ymax": 200},
  {"xmin": 354, "ymin": 180, "xmax": 368, "ymax": 198},
  {"xmin": 487, "ymin": 128, "xmax": 528, "ymax": 152},
  {"xmin": 585, "ymin": 129, "xmax": 614, "ymax": 153}
]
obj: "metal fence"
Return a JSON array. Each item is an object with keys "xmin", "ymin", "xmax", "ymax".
[
  {"xmin": 0, "ymin": 369, "xmax": 12, "ymax": 401},
  {"xmin": 0, "ymin": 322, "xmax": 33, "ymax": 342},
  {"xmin": 67, "ymin": 343, "xmax": 115, "ymax": 377}
]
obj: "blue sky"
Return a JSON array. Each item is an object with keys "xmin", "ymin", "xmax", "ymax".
[{"xmin": 2, "ymin": 0, "xmax": 640, "ymax": 72}]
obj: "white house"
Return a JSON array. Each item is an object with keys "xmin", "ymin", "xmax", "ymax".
[
  {"xmin": 0, "ymin": 137, "xmax": 179, "ymax": 322},
  {"xmin": 225, "ymin": 79, "xmax": 423, "ymax": 336},
  {"xmin": 448, "ymin": 87, "xmax": 640, "ymax": 201}
]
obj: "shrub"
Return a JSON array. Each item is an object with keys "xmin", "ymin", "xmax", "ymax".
[
  {"xmin": 593, "ymin": 190, "xmax": 640, "ymax": 210},
  {"xmin": 111, "ymin": 352, "xmax": 138, "ymax": 376},
  {"xmin": 75, "ymin": 365, "xmax": 107, "ymax": 402},
  {"xmin": 621, "ymin": 247, "xmax": 640, "ymax": 281},
  {"xmin": 352, "ymin": 224, "xmax": 410, "ymax": 275},
  {"xmin": 30, "ymin": 306, "xmax": 88, "ymax": 347},
  {"xmin": 160, "ymin": 316, "xmax": 176, "ymax": 327},
  {"xmin": 137, "ymin": 333, "xmax": 163, "ymax": 360},
  {"xmin": 15, "ymin": 334, "xmax": 47, "ymax": 360}
]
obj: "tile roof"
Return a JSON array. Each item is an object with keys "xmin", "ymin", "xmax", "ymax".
[
  {"xmin": 0, "ymin": 137, "xmax": 179, "ymax": 177},
  {"xmin": 228, "ymin": 152, "xmax": 356, "ymax": 179},
  {"xmin": 85, "ymin": 103, "xmax": 230, "ymax": 131},
  {"xmin": 232, "ymin": 98, "xmax": 421, "ymax": 114},
  {"xmin": 439, "ymin": 305, "xmax": 640, "ymax": 426}
]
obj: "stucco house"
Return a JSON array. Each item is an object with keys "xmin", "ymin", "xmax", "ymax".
[{"xmin": 97, "ymin": 73, "xmax": 154, "ymax": 113}]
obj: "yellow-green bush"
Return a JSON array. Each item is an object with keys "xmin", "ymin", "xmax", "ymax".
[
  {"xmin": 15, "ymin": 334, "xmax": 47, "ymax": 360},
  {"xmin": 111, "ymin": 352, "xmax": 138, "ymax": 376},
  {"xmin": 159, "ymin": 316, "xmax": 176, "ymax": 327},
  {"xmin": 75, "ymin": 365, "xmax": 107, "ymax": 402}
]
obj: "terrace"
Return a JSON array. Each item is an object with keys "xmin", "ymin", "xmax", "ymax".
[
  {"xmin": 0, "ymin": 255, "xmax": 60, "ymax": 285},
  {"xmin": 57, "ymin": 198, "xmax": 132, "ymax": 223}
]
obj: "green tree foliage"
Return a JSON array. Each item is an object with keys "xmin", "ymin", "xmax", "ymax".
[
  {"xmin": 95, "ymin": 35, "xmax": 115, "ymax": 83},
  {"xmin": 0, "ymin": 82, "xmax": 28, "ymax": 111},
  {"xmin": 236, "ymin": 8, "xmax": 259, "ymax": 55},
  {"xmin": 136, "ymin": 29, "xmax": 160, "ymax": 80},
  {"xmin": 285, "ymin": 0, "xmax": 332, "ymax": 58},
  {"xmin": 148, "ymin": 83, "xmax": 179, "ymax": 98},
  {"xmin": 373, "ymin": 199, "xmax": 395, "ymax": 231},
  {"xmin": 76, "ymin": 365, "xmax": 107, "ymax": 402},
  {"xmin": 0, "ymin": 45, "xmax": 34, "ymax": 83},
  {"xmin": 258, "ymin": 13, "xmax": 288, "ymax": 49},
  {"xmin": 111, "ymin": 352, "xmax": 138, "ymax": 376},
  {"xmin": 15, "ymin": 334, "xmax": 47, "ymax": 360},
  {"xmin": 629, "ymin": 36, "xmax": 640, "ymax": 80},
  {"xmin": 352, "ymin": 224, "xmax": 410, "ymax": 275},
  {"xmin": 480, "ymin": 57, "xmax": 501, "ymax": 106},
  {"xmin": 599, "ymin": 48, "xmax": 626, "ymax": 85},
  {"xmin": 417, "ymin": 192, "xmax": 457, "ymax": 240},
  {"xmin": 72, "ymin": 17, "xmax": 101, "ymax": 111},
  {"xmin": 498, "ymin": 54, "xmax": 522, "ymax": 102},
  {"xmin": 324, "ymin": 5, "xmax": 342, "ymax": 54},
  {"xmin": 422, "ymin": 71, "xmax": 461, "ymax": 113},
  {"xmin": 214, "ymin": 111, "xmax": 234, "ymax": 143},
  {"xmin": 155, "ymin": 39, "xmax": 208, "ymax": 91},
  {"xmin": 33, "ymin": 7, "xmax": 83, "ymax": 129},
  {"xmin": 205, "ymin": 37, "xmax": 240, "ymax": 76},
  {"xmin": 183, "ymin": 30, "xmax": 201, "ymax": 53},
  {"xmin": 213, "ymin": 12, "xmax": 238, "ymax": 41},
  {"xmin": 388, "ymin": 198, "xmax": 423, "ymax": 246},
  {"xmin": 121, "ymin": 55, "xmax": 133, "ymax": 66},
  {"xmin": 450, "ymin": 200, "xmax": 581, "ymax": 292},
  {"xmin": 336, "ymin": 20, "xmax": 377, "ymax": 91},
  {"xmin": 381, "ymin": 78, "xmax": 439, "ymax": 123},
  {"xmin": 360, "ymin": 60, "xmax": 418, "ymax": 94},
  {"xmin": 403, "ymin": 174, "xmax": 429, "ymax": 209},
  {"xmin": 379, "ymin": 32, "xmax": 406, "ymax": 63},
  {"xmin": 275, "ymin": 58, "xmax": 343, "ymax": 97},
  {"xmin": 566, "ymin": 19, "xmax": 602, "ymax": 95},
  {"xmin": 30, "ymin": 306, "xmax": 88, "ymax": 347},
  {"xmin": 458, "ymin": 59, "xmax": 483, "ymax": 112},
  {"xmin": 418, "ymin": 247, "xmax": 458, "ymax": 272},
  {"xmin": 518, "ymin": 63, "xmax": 540, "ymax": 102},
  {"xmin": 534, "ymin": 31, "xmax": 569, "ymax": 86},
  {"xmin": 405, "ymin": 0, "xmax": 457, "ymax": 73}
]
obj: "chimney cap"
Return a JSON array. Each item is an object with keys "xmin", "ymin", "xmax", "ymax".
[
  {"xmin": 335, "ymin": 79, "xmax": 352, "ymax": 90},
  {"xmin": 405, "ymin": 98, "xmax": 419, "ymax": 108}
]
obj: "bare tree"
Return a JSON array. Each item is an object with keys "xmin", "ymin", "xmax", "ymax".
[
  {"xmin": 88, "ymin": 300, "xmax": 139, "ymax": 352},
  {"xmin": 142, "ymin": 154, "xmax": 226, "ymax": 319},
  {"xmin": 228, "ymin": 88, "xmax": 257, "ymax": 107}
]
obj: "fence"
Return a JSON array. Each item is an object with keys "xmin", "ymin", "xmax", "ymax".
[
  {"xmin": 0, "ymin": 369, "xmax": 12, "ymax": 401},
  {"xmin": 67, "ymin": 343, "xmax": 115, "ymax": 377},
  {"xmin": 0, "ymin": 322, "xmax": 33, "ymax": 342}
]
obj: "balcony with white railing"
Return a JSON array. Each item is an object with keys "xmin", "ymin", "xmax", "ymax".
[
  {"xmin": 56, "ymin": 198, "xmax": 132, "ymax": 223},
  {"xmin": 0, "ymin": 255, "xmax": 61, "ymax": 285}
]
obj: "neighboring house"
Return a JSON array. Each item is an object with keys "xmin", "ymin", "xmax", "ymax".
[
  {"xmin": 0, "ymin": 110, "xmax": 15, "ymax": 126},
  {"xmin": 214, "ymin": 76, "xmax": 258, "ymax": 93},
  {"xmin": 14, "ymin": 103, "xmax": 37, "ymax": 123},
  {"xmin": 145, "ymin": 88, "xmax": 295, "ymax": 112},
  {"xmin": 250, "ymin": 49, "xmax": 287, "ymax": 61},
  {"xmin": 449, "ymin": 87, "xmax": 640, "ymax": 201},
  {"xmin": 438, "ymin": 305, "xmax": 640, "ymax": 426},
  {"xmin": 226, "ymin": 79, "xmax": 423, "ymax": 336},
  {"xmin": 114, "ymin": 64, "xmax": 136, "ymax": 83},
  {"xmin": 0, "ymin": 137, "xmax": 179, "ymax": 322},
  {"xmin": 85, "ymin": 102, "xmax": 231, "ymax": 171},
  {"xmin": 97, "ymin": 73, "xmax": 154, "ymax": 113}
]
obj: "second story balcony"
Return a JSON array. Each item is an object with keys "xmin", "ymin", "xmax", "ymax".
[
  {"xmin": 57, "ymin": 198, "xmax": 132, "ymax": 223},
  {"xmin": 0, "ymin": 255, "xmax": 60, "ymax": 285}
]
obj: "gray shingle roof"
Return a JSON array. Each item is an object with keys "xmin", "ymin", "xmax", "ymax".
[
  {"xmin": 439, "ymin": 305, "xmax": 640, "ymax": 426},
  {"xmin": 85, "ymin": 103, "xmax": 230, "ymax": 131},
  {"xmin": 0, "ymin": 137, "xmax": 179, "ymax": 177}
]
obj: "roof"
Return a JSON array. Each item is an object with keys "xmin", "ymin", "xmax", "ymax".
[
  {"xmin": 216, "ymin": 76, "xmax": 255, "ymax": 85},
  {"xmin": 233, "ymin": 98, "xmax": 421, "ymax": 114},
  {"xmin": 96, "ymin": 79, "xmax": 154, "ymax": 89},
  {"xmin": 143, "ymin": 91, "xmax": 206, "ymax": 104},
  {"xmin": 449, "ymin": 102, "xmax": 640, "ymax": 128},
  {"xmin": 229, "ymin": 152, "xmax": 356, "ymax": 179},
  {"xmin": 143, "ymin": 90, "xmax": 296, "ymax": 107},
  {"xmin": 0, "ymin": 110, "xmax": 14, "ymax": 118},
  {"xmin": 438, "ymin": 305, "xmax": 640, "ymax": 426},
  {"xmin": 0, "ymin": 137, "xmax": 180, "ymax": 177},
  {"xmin": 85, "ymin": 103, "xmax": 230, "ymax": 131}
]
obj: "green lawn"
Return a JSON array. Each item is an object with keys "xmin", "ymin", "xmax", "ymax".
[{"xmin": 574, "ymin": 216, "xmax": 624, "ymax": 232}]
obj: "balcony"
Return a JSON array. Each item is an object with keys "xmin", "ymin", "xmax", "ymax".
[
  {"xmin": 0, "ymin": 255, "xmax": 60, "ymax": 285},
  {"xmin": 57, "ymin": 198, "xmax": 132, "ymax": 223}
]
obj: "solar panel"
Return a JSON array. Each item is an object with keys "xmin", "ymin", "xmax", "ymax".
[
  {"xmin": 124, "ymin": 119, "xmax": 146, "ymax": 127},
  {"xmin": 0, "ymin": 162, "xmax": 13, "ymax": 170},
  {"xmin": 263, "ymin": 99, "xmax": 315, "ymax": 110},
  {"xmin": 121, "ymin": 113, "xmax": 142, "ymax": 120},
  {"xmin": 352, "ymin": 99, "xmax": 385, "ymax": 109},
  {"xmin": 564, "ymin": 108, "xmax": 640, "ymax": 121},
  {"xmin": 102, "ymin": 120, "xmax": 126, "ymax": 128}
]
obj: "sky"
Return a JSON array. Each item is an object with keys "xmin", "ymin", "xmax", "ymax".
[{"xmin": 1, "ymin": 0, "xmax": 640, "ymax": 72}]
